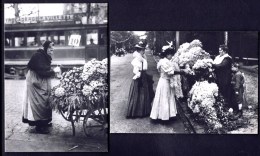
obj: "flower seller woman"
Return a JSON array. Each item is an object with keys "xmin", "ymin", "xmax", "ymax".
[
  {"xmin": 212, "ymin": 44, "xmax": 232, "ymax": 107},
  {"xmin": 126, "ymin": 42, "xmax": 154, "ymax": 118},
  {"xmin": 22, "ymin": 41, "xmax": 57, "ymax": 134}
]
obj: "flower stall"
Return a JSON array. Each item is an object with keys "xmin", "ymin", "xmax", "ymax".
[
  {"xmin": 170, "ymin": 39, "xmax": 242, "ymax": 133},
  {"xmin": 50, "ymin": 58, "xmax": 108, "ymax": 137}
]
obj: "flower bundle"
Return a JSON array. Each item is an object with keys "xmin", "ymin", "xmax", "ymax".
[
  {"xmin": 50, "ymin": 58, "xmax": 108, "ymax": 113},
  {"xmin": 188, "ymin": 81, "xmax": 223, "ymax": 130},
  {"xmin": 192, "ymin": 58, "xmax": 213, "ymax": 70},
  {"xmin": 192, "ymin": 58, "xmax": 215, "ymax": 81},
  {"xmin": 173, "ymin": 40, "xmax": 210, "ymax": 68}
]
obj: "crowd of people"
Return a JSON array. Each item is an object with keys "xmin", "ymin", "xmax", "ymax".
[{"xmin": 126, "ymin": 41, "xmax": 246, "ymax": 122}]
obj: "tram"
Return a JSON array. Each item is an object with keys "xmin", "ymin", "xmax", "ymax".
[{"xmin": 4, "ymin": 18, "xmax": 107, "ymax": 77}]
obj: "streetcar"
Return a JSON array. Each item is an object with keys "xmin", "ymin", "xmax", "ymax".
[{"xmin": 4, "ymin": 20, "xmax": 107, "ymax": 77}]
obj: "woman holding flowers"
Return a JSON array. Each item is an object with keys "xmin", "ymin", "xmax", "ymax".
[
  {"xmin": 23, "ymin": 41, "xmax": 57, "ymax": 134},
  {"xmin": 150, "ymin": 46, "xmax": 187, "ymax": 121},
  {"xmin": 126, "ymin": 42, "xmax": 153, "ymax": 118},
  {"xmin": 212, "ymin": 45, "xmax": 232, "ymax": 107}
]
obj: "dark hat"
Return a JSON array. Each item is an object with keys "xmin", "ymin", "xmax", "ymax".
[
  {"xmin": 42, "ymin": 40, "xmax": 53, "ymax": 49},
  {"xmin": 134, "ymin": 41, "xmax": 145, "ymax": 49}
]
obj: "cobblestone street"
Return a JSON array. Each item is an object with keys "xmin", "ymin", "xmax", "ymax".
[
  {"xmin": 4, "ymin": 79, "xmax": 107, "ymax": 152},
  {"xmin": 110, "ymin": 50, "xmax": 188, "ymax": 133}
]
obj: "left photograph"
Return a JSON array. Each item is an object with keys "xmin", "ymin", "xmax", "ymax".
[{"xmin": 4, "ymin": 3, "xmax": 108, "ymax": 152}]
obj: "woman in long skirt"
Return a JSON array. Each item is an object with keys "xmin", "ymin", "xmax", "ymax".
[
  {"xmin": 126, "ymin": 42, "xmax": 154, "ymax": 118},
  {"xmin": 150, "ymin": 46, "xmax": 186, "ymax": 121},
  {"xmin": 23, "ymin": 41, "xmax": 56, "ymax": 134}
]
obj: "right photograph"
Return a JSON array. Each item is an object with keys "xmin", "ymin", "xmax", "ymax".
[{"xmin": 110, "ymin": 31, "xmax": 258, "ymax": 134}]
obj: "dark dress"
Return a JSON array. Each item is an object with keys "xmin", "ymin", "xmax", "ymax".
[
  {"xmin": 22, "ymin": 49, "xmax": 55, "ymax": 126},
  {"xmin": 213, "ymin": 56, "xmax": 232, "ymax": 107},
  {"xmin": 126, "ymin": 65, "xmax": 154, "ymax": 118}
]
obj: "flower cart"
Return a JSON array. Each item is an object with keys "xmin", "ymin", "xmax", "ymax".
[{"xmin": 50, "ymin": 59, "xmax": 108, "ymax": 137}]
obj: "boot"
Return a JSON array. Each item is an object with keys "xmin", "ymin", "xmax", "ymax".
[{"xmin": 35, "ymin": 126, "xmax": 50, "ymax": 134}]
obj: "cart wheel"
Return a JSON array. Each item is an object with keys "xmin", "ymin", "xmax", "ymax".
[{"xmin": 83, "ymin": 108, "xmax": 108, "ymax": 138}]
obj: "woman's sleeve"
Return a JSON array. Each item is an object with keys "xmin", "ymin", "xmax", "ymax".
[
  {"xmin": 161, "ymin": 61, "xmax": 175, "ymax": 75},
  {"xmin": 131, "ymin": 60, "xmax": 141, "ymax": 79},
  {"xmin": 213, "ymin": 58, "xmax": 231, "ymax": 69}
]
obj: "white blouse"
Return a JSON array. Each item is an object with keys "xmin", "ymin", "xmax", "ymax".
[{"xmin": 131, "ymin": 51, "xmax": 148, "ymax": 79}]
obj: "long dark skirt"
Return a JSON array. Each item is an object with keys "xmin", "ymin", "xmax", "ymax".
[
  {"xmin": 126, "ymin": 71, "xmax": 154, "ymax": 118},
  {"xmin": 22, "ymin": 70, "xmax": 52, "ymax": 126}
]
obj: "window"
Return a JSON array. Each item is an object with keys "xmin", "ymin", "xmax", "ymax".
[
  {"xmin": 86, "ymin": 30, "xmax": 98, "ymax": 45},
  {"xmin": 27, "ymin": 32, "xmax": 38, "ymax": 46},
  {"xmin": 59, "ymin": 35, "xmax": 65, "ymax": 45},
  {"xmin": 67, "ymin": 30, "xmax": 83, "ymax": 46},
  {"xmin": 40, "ymin": 32, "xmax": 48, "ymax": 45},
  {"xmin": 5, "ymin": 33, "xmax": 12, "ymax": 47},
  {"xmin": 14, "ymin": 32, "xmax": 25, "ymax": 47}
]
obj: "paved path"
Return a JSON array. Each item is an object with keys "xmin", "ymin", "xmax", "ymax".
[
  {"xmin": 110, "ymin": 50, "xmax": 188, "ymax": 133},
  {"xmin": 4, "ymin": 79, "xmax": 107, "ymax": 152}
]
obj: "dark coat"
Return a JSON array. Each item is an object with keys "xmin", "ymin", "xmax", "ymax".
[
  {"xmin": 27, "ymin": 49, "xmax": 55, "ymax": 78},
  {"xmin": 213, "ymin": 56, "xmax": 232, "ymax": 105},
  {"xmin": 231, "ymin": 71, "xmax": 245, "ymax": 108}
]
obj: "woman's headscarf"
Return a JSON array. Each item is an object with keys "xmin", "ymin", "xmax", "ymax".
[{"xmin": 42, "ymin": 40, "xmax": 53, "ymax": 53}]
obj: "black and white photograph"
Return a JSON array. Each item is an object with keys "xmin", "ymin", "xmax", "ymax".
[
  {"xmin": 4, "ymin": 3, "xmax": 108, "ymax": 152},
  {"xmin": 110, "ymin": 31, "xmax": 258, "ymax": 134}
]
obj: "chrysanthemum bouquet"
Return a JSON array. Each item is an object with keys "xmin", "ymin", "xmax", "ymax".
[
  {"xmin": 188, "ymin": 81, "xmax": 223, "ymax": 130},
  {"xmin": 192, "ymin": 58, "xmax": 215, "ymax": 81},
  {"xmin": 50, "ymin": 58, "xmax": 108, "ymax": 113},
  {"xmin": 173, "ymin": 39, "xmax": 210, "ymax": 68}
]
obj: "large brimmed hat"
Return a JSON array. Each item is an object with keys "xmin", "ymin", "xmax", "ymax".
[
  {"xmin": 161, "ymin": 41, "xmax": 175, "ymax": 57},
  {"xmin": 134, "ymin": 41, "xmax": 145, "ymax": 49}
]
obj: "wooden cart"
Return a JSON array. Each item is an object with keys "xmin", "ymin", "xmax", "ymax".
[{"xmin": 58, "ymin": 95, "xmax": 108, "ymax": 138}]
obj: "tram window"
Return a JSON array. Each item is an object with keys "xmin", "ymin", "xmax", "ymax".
[
  {"xmin": 5, "ymin": 38, "xmax": 11, "ymax": 47},
  {"xmin": 67, "ymin": 30, "xmax": 82, "ymax": 46},
  {"xmin": 14, "ymin": 37, "xmax": 25, "ymax": 47},
  {"xmin": 53, "ymin": 36, "xmax": 58, "ymax": 45},
  {"xmin": 86, "ymin": 30, "xmax": 98, "ymax": 45},
  {"xmin": 40, "ymin": 36, "xmax": 47, "ymax": 45},
  {"xmin": 40, "ymin": 32, "xmax": 52, "ymax": 45},
  {"xmin": 60, "ymin": 35, "xmax": 65, "ymax": 45},
  {"xmin": 27, "ymin": 37, "xmax": 38, "ymax": 46}
]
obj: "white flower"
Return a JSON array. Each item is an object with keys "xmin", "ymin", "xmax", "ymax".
[
  {"xmin": 82, "ymin": 85, "xmax": 94, "ymax": 96},
  {"xmin": 228, "ymin": 108, "xmax": 233, "ymax": 113},
  {"xmin": 55, "ymin": 87, "xmax": 65, "ymax": 97},
  {"xmin": 193, "ymin": 105, "xmax": 200, "ymax": 113},
  {"xmin": 189, "ymin": 39, "xmax": 203, "ymax": 48}
]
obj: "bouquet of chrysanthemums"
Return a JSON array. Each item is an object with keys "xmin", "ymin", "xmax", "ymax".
[
  {"xmin": 172, "ymin": 39, "xmax": 211, "ymax": 68},
  {"xmin": 192, "ymin": 58, "xmax": 215, "ymax": 81},
  {"xmin": 50, "ymin": 58, "xmax": 108, "ymax": 113},
  {"xmin": 188, "ymin": 81, "xmax": 223, "ymax": 130}
]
